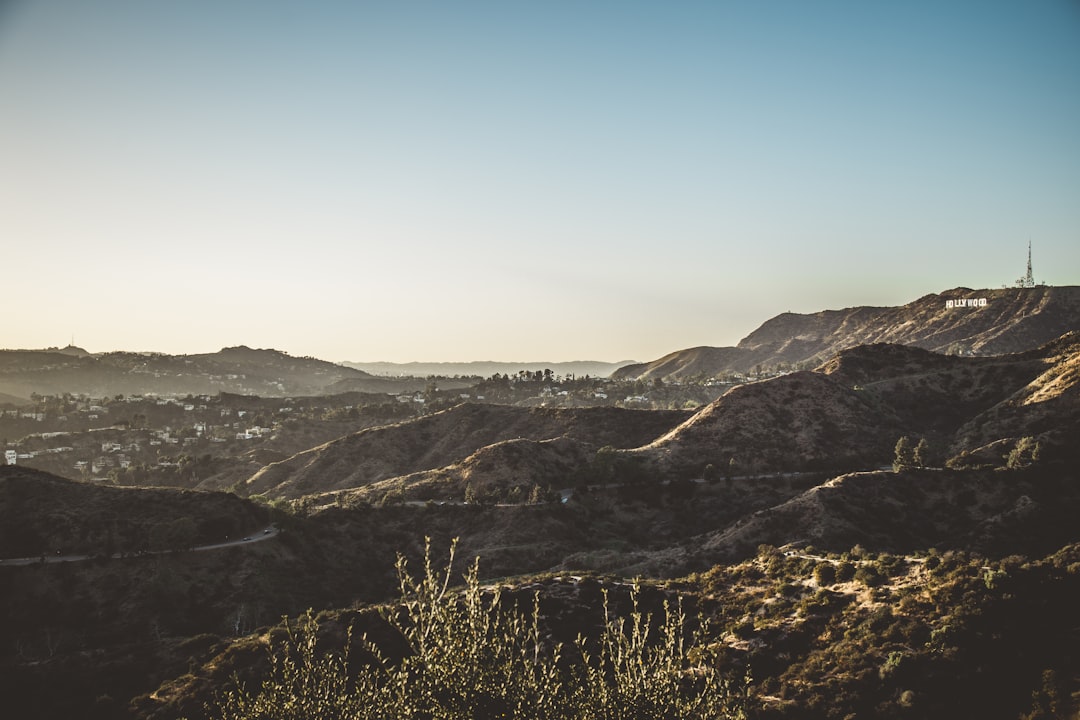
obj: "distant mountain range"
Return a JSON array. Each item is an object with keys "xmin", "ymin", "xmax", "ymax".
[
  {"xmin": 615, "ymin": 285, "xmax": 1080, "ymax": 381},
  {"xmin": 3, "ymin": 285, "xmax": 1076, "ymax": 401},
  {"xmin": 0, "ymin": 345, "xmax": 375, "ymax": 400},
  {"xmin": 0, "ymin": 349, "xmax": 631, "ymax": 403}
]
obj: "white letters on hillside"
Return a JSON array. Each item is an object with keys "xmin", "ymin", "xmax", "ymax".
[{"xmin": 945, "ymin": 298, "xmax": 987, "ymax": 309}]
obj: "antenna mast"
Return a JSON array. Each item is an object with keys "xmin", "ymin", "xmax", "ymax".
[
  {"xmin": 1015, "ymin": 241, "xmax": 1035, "ymax": 288},
  {"xmin": 1026, "ymin": 241, "xmax": 1034, "ymax": 286}
]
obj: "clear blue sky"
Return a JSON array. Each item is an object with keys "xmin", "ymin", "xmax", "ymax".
[{"xmin": 2, "ymin": 0, "xmax": 1078, "ymax": 362}]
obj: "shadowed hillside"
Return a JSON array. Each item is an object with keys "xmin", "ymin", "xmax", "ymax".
[{"xmin": 0, "ymin": 467, "xmax": 268, "ymax": 557}]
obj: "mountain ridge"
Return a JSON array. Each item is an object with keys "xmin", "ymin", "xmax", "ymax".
[
  {"xmin": 0, "ymin": 346, "xmax": 375, "ymax": 400},
  {"xmin": 615, "ymin": 285, "xmax": 1080, "ymax": 381}
]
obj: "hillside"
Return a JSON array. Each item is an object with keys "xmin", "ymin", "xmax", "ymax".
[
  {"xmin": 635, "ymin": 370, "xmax": 898, "ymax": 478},
  {"xmin": 3, "ymin": 431, "xmax": 1079, "ymax": 719},
  {"xmin": 615, "ymin": 285, "xmax": 1080, "ymax": 381},
  {"xmin": 631, "ymin": 465, "xmax": 1080, "ymax": 571},
  {"xmin": 318, "ymin": 435, "xmax": 595, "ymax": 506},
  {"xmin": 138, "ymin": 467, "xmax": 1080, "ymax": 720},
  {"xmin": 631, "ymin": 333, "xmax": 1080, "ymax": 479},
  {"xmin": 240, "ymin": 335, "xmax": 1080, "ymax": 506},
  {"xmin": 0, "ymin": 466, "xmax": 268, "ymax": 557},
  {"xmin": 242, "ymin": 403, "xmax": 691, "ymax": 499},
  {"xmin": 0, "ymin": 346, "xmax": 375, "ymax": 398}
]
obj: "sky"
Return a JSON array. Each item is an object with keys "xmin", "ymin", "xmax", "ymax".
[{"xmin": 1, "ymin": 0, "xmax": 1078, "ymax": 363}]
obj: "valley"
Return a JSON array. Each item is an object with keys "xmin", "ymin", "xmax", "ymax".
[{"xmin": 1, "ymin": 286, "xmax": 1078, "ymax": 719}]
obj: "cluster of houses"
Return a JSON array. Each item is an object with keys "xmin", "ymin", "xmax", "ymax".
[{"xmin": 2, "ymin": 392, "xmax": 283, "ymax": 477}]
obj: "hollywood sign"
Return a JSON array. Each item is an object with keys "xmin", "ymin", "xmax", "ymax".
[{"xmin": 945, "ymin": 298, "xmax": 988, "ymax": 309}]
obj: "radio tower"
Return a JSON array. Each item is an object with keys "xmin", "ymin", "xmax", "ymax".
[{"xmin": 1015, "ymin": 241, "xmax": 1035, "ymax": 288}]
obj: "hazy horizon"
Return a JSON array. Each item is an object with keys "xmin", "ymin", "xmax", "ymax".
[{"xmin": 3, "ymin": 1, "xmax": 1078, "ymax": 362}]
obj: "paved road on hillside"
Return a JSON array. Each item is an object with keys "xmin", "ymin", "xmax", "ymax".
[{"xmin": 0, "ymin": 525, "xmax": 279, "ymax": 567}]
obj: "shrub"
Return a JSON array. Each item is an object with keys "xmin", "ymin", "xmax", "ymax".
[
  {"xmin": 206, "ymin": 539, "xmax": 748, "ymax": 720},
  {"xmin": 813, "ymin": 563, "xmax": 836, "ymax": 587},
  {"xmin": 854, "ymin": 565, "xmax": 884, "ymax": 588}
]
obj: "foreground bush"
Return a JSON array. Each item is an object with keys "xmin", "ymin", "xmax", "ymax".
[{"xmin": 208, "ymin": 540, "xmax": 746, "ymax": 720}]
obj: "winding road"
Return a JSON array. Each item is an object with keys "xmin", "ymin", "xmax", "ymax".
[{"xmin": 0, "ymin": 525, "xmax": 279, "ymax": 567}]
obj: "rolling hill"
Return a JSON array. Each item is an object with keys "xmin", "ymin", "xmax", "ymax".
[
  {"xmin": 235, "ymin": 333, "xmax": 1080, "ymax": 506},
  {"xmin": 241, "ymin": 404, "xmax": 691, "ymax": 499}
]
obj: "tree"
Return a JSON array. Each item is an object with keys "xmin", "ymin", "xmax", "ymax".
[
  {"xmin": 813, "ymin": 562, "xmax": 836, "ymax": 586},
  {"xmin": 913, "ymin": 438, "xmax": 929, "ymax": 468},
  {"xmin": 1007, "ymin": 436, "xmax": 1041, "ymax": 469},
  {"xmin": 592, "ymin": 446, "xmax": 618, "ymax": 485},
  {"xmin": 893, "ymin": 436, "xmax": 914, "ymax": 471},
  {"xmin": 528, "ymin": 483, "xmax": 544, "ymax": 505}
]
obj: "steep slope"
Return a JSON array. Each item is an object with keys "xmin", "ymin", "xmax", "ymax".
[
  {"xmin": 616, "ymin": 285, "xmax": 1080, "ymax": 381},
  {"xmin": 950, "ymin": 332, "xmax": 1080, "ymax": 456},
  {"xmin": 243, "ymin": 404, "xmax": 690, "ymax": 499}
]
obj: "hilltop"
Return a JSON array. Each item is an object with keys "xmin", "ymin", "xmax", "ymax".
[{"xmin": 615, "ymin": 285, "xmax": 1080, "ymax": 381}]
